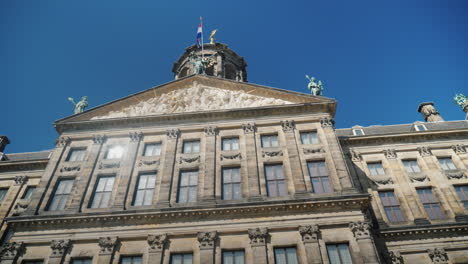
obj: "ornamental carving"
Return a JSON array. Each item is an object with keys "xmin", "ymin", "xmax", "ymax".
[
  {"xmin": 367, "ymin": 175, "xmax": 393, "ymax": 186},
  {"xmin": 452, "ymin": 144, "xmax": 466, "ymax": 154},
  {"xmin": 55, "ymin": 137, "xmax": 70, "ymax": 147},
  {"xmin": 129, "ymin": 132, "xmax": 143, "ymax": 142},
  {"xmin": 281, "ymin": 120, "xmax": 295, "ymax": 132},
  {"xmin": 147, "ymin": 234, "xmax": 169, "ymax": 251},
  {"xmin": 389, "ymin": 251, "xmax": 404, "ymax": 264},
  {"xmin": 138, "ymin": 159, "xmax": 160, "ymax": 167},
  {"xmin": 320, "ymin": 117, "xmax": 334, "ymax": 128},
  {"xmin": 204, "ymin": 126, "xmax": 218, "ymax": 136},
  {"xmin": 92, "ymin": 135, "xmax": 107, "ymax": 145},
  {"xmin": 242, "ymin": 123, "xmax": 256, "ymax": 134},
  {"xmin": 418, "ymin": 146, "xmax": 432, "ymax": 156},
  {"xmin": 166, "ymin": 128, "xmax": 180, "ymax": 139},
  {"xmin": 98, "ymin": 237, "xmax": 118, "ymax": 254},
  {"xmin": 384, "ymin": 149, "xmax": 397, "ymax": 159},
  {"xmin": 14, "ymin": 175, "xmax": 28, "ymax": 185},
  {"xmin": 197, "ymin": 231, "xmax": 218, "ymax": 249},
  {"xmin": 262, "ymin": 150, "xmax": 283, "ymax": 158},
  {"xmin": 0, "ymin": 242, "xmax": 24, "ymax": 260},
  {"xmin": 349, "ymin": 221, "xmax": 372, "ymax": 239},
  {"xmin": 407, "ymin": 173, "xmax": 429, "ymax": 182},
  {"xmin": 99, "ymin": 161, "xmax": 120, "ymax": 170},
  {"xmin": 298, "ymin": 225, "xmax": 319, "ymax": 242},
  {"xmin": 428, "ymin": 248, "xmax": 448, "ymax": 264},
  {"xmin": 248, "ymin": 227, "xmax": 269, "ymax": 246},
  {"xmin": 349, "ymin": 149, "xmax": 362, "ymax": 162},
  {"xmin": 220, "ymin": 153, "xmax": 242, "ymax": 161},
  {"xmin": 179, "ymin": 155, "xmax": 200, "ymax": 164},
  {"xmin": 445, "ymin": 170, "xmax": 466, "ymax": 180},
  {"xmin": 60, "ymin": 165, "xmax": 81, "ymax": 173},
  {"xmin": 50, "ymin": 239, "xmax": 71, "ymax": 256},
  {"xmin": 303, "ymin": 147, "xmax": 325, "ymax": 155},
  {"xmin": 12, "ymin": 201, "xmax": 29, "ymax": 216}
]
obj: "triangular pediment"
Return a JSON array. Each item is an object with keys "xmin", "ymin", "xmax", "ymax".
[{"xmin": 60, "ymin": 75, "xmax": 334, "ymax": 122}]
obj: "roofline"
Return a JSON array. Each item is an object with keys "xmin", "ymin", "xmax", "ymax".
[{"xmin": 336, "ymin": 120, "xmax": 468, "ymax": 131}]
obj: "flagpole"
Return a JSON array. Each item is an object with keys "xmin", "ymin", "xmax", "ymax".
[{"xmin": 200, "ymin": 16, "xmax": 204, "ymax": 58}]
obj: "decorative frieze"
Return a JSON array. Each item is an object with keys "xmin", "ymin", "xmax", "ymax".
[
  {"xmin": 14, "ymin": 175, "xmax": 28, "ymax": 185},
  {"xmin": 248, "ymin": 227, "xmax": 269, "ymax": 246},
  {"xmin": 204, "ymin": 126, "xmax": 218, "ymax": 136},
  {"xmin": 262, "ymin": 150, "xmax": 283, "ymax": 158},
  {"xmin": 179, "ymin": 155, "xmax": 200, "ymax": 164},
  {"xmin": 428, "ymin": 248, "xmax": 448, "ymax": 264},
  {"xmin": 349, "ymin": 220, "xmax": 372, "ymax": 239},
  {"xmin": 99, "ymin": 161, "xmax": 120, "ymax": 170},
  {"xmin": 60, "ymin": 165, "xmax": 81, "ymax": 173},
  {"xmin": 349, "ymin": 149, "xmax": 362, "ymax": 162},
  {"xmin": 50, "ymin": 239, "xmax": 71, "ymax": 257},
  {"xmin": 242, "ymin": 123, "xmax": 256, "ymax": 134},
  {"xmin": 452, "ymin": 144, "xmax": 466, "ymax": 154},
  {"xmin": 98, "ymin": 237, "xmax": 118, "ymax": 255},
  {"xmin": 0, "ymin": 242, "xmax": 24, "ymax": 260},
  {"xmin": 55, "ymin": 137, "xmax": 70, "ymax": 147},
  {"xmin": 220, "ymin": 153, "xmax": 242, "ymax": 161},
  {"xmin": 129, "ymin": 132, "xmax": 143, "ymax": 142},
  {"xmin": 281, "ymin": 120, "xmax": 295, "ymax": 132},
  {"xmin": 147, "ymin": 234, "xmax": 169, "ymax": 252},
  {"xmin": 138, "ymin": 159, "xmax": 160, "ymax": 167},
  {"xmin": 303, "ymin": 147, "xmax": 325, "ymax": 155},
  {"xmin": 320, "ymin": 117, "xmax": 334, "ymax": 128},
  {"xmin": 384, "ymin": 149, "xmax": 397, "ymax": 159},
  {"xmin": 166, "ymin": 128, "xmax": 180, "ymax": 139},
  {"xmin": 418, "ymin": 146, "xmax": 432, "ymax": 156},
  {"xmin": 197, "ymin": 231, "xmax": 218, "ymax": 249},
  {"xmin": 298, "ymin": 225, "xmax": 319, "ymax": 242},
  {"xmin": 389, "ymin": 251, "xmax": 404, "ymax": 264},
  {"xmin": 92, "ymin": 135, "xmax": 107, "ymax": 145}
]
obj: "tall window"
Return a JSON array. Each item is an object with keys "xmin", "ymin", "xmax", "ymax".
[
  {"xmin": 22, "ymin": 186, "xmax": 36, "ymax": 199},
  {"xmin": 133, "ymin": 173, "xmax": 156, "ymax": 206},
  {"xmin": 274, "ymin": 247, "xmax": 298, "ymax": 264},
  {"xmin": 222, "ymin": 250, "xmax": 244, "ymax": 264},
  {"xmin": 90, "ymin": 176, "xmax": 115, "ymax": 208},
  {"xmin": 48, "ymin": 179, "xmax": 74, "ymax": 211},
  {"xmin": 403, "ymin": 160, "xmax": 421, "ymax": 173},
  {"xmin": 23, "ymin": 261, "xmax": 44, "ymax": 264},
  {"xmin": 171, "ymin": 253, "xmax": 193, "ymax": 264},
  {"xmin": 417, "ymin": 188, "xmax": 445, "ymax": 220},
  {"xmin": 222, "ymin": 167, "xmax": 241, "ymax": 200},
  {"xmin": 379, "ymin": 191, "xmax": 405, "ymax": 222},
  {"xmin": 105, "ymin": 145, "xmax": 124, "ymax": 159},
  {"xmin": 265, "ymin": 164, "xmax": 287, "ymax": 197},
  {"xmin": 367, "ymin": 162, "xmax": 385, "ymax": 176},
  {"xmin": 183, "ymin": 140, "xmax": 200, "ymax": 154},
  {"xmin": 0, "ymin": 188, "xmax": 8, "ymax": 202},
  {"xmin": 455, "ymin": 185, "xmax": 468, "ymax": 209},
  {"xmin": 261, "ymin": 135, "xmax": 279, "ymax": 148},
  {"xmin": 67, "ymin": 148, "xmax": 86, "ymax": 162},
  {"xmin": 120, "ymin": 256, "xmax": 142, "ymax": 264},
  {"xmin": 326, "ymin": 244, "xmax": 352, "ymax": 264},
  {"xmin": 222, "ymin": 137, "xmax": 240, "ymax": 151},
  {"xmin": 144, "ymin": 143, "xmax": 162, "ymax": 156},
  {"xmin": 177, "ymin": 171, "xmax": 198, "ymax": 203},
  {"xmin": 72, "ymin": 258, "xmax": 92, "ymax": 264},
  {"xmin": 438, "ymin": 157, "xmax": 457, "ymax": 171},
  {"xmin": 300, "ymin": 131, "xmax": 318, "ymax": 144},
  {"xmin": 307, "ymin": 161, "xmax": 332, "ymax": 193}
]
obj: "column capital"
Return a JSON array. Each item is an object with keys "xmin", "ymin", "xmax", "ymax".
[
  {"xmin": 204, "ymin": 126, "xmax": 218, "ymax": 136},
  {"xmin": 384, "ymin": 149, "xmax": 397, "ymax": 159},
  {"xmin": 50, "ymin": 239, "xmax": 71, "ymax": 258},
  {"xmin": 428, "ymin": 248, "xmax": 448, "ymax": 264},
  {"xmin": 98, "ymin": 236, "xmax": 119, "ymax": 255},
  {"xmin": 0, "ymin": 242, "xmax": 24, "ymax": 260},
  {"xmin": 147, "ymin": 234, "xmax": 169, "ymax": 252},
  {"xmin": 299, "ymin": 225, "xmax": 320, "ymax": 243},
  {"xmin": 349, "ymin": 220, "xmax": 372, "ymax": 239},
  {"xmin": 55, "ymin": 136, "xmax": 70, "ymax": 147},
  {"xmin": 418, "ymin": 146, "xmax": 432, "ymax": 156},
  {"xmin": 166, "ymin": 128, "xmax": 180, "ymax": 139},
  {"xmin": 281, "ymin": 120, "xmax": 295, "ymax": 132},
  {"xmin": 452, "ymin": 144, "xmax": 467, "ymax": 155},
  {"xmin": 388, "ymin": 251, "xmax": 403, "ymax": 264},
  {"xmin": 349, "ymin": 149, "xmax": 362, "ymax": 162},
  {"xmin": 14, "ymin": 175, "xmax": 28, "ymax": 185},
  {"xmin": 92, "ymin": 134, "xmax": 107, "ymax": 145},
  {"xmin": 129, "ymin": 132, "xmax": 143, "ymax": 142},
  {"xmin": 242, "ymin": 123, "xmax": 256, "ymax": 134},
  {"xmin": 248, "ymin": 227, "xmax": 269, "ymax": 246},
  {"xmin": 320, "ymin": 117, "xmax": 335, "ymax": 128},
  {"xmin": 197, "ymin": 231, "xmax": 218, "ymax": 250}
]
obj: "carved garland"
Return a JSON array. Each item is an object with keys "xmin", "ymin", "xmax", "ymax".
[
  {"xmin": 197, "ymin": 231, "xmax": 218, "ymax": 249},
  {"xmin": 428, "ymin": 248, "xmax": 448, "ymax": 264},
  {"xmin": 50, "ymin": 239, "xmax": 71, "ymax": 257},
  {"xmin": 147, "ymin": 234, "xmax": 169, "ymax": 251},
  {"xmin": 98, "ymin": 237, "xmax": 118, "ymax": 254},
  {"xmin": 248, "ymin": 227, "xmax": 269, "ymax": 246},
  {"xmin": 242, "ymin": 123, "xmax": 256, "ymax": 134},
  {"xmin": 349, "ymin": 221, "xmax": 372, "ymax": 239},
  {"xmin": 179, "ymin": 155, "xmax": 200, "ymax": 164},
  {"xmin": 303, "ymin": 147, "xmax": 325, "ymax": 154},
  {"xmin": 60, "ymin": 165, "xmax": 81, "ymax": 173},
  {"xmin": 262, "ymin": 150, "xmax": 283, "ymax": 158},
  {"xmin": 220, "ymin": 153, "xmax": 242, "ymax": 161}
]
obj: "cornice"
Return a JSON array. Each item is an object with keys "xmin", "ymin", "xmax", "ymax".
[
  {"xmin": 0, "ymin": 160, "xmax": 48, "ymax": 173},
  {"xmin": 379, "ymin": 222, "xmax": 468, "ymax": 240}
]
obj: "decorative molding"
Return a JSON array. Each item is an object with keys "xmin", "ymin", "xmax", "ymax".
[
  {"xmin": 55, "ymin": 137, "xmax": 70, "ymax": 147},
  {"xmin": 303, "ymin": 147, "xmax": 325, "ymax": 155},
  {"xmin": 99, "ymin": 161, "xmax": 120, "ymax": 170},
  {"xmin": 12, "ymin": 201, "xmax": 29, "ymax": 216},
  {"xmin": 0, "ymin": 242, "xmax": 24, "ymax": 260},
  {"xmin": 418, "ymin": 146, "xmax": 432, "ymax": 156},
  {"xmin": 129, "ymin": 132, "xmax": 143, "ymax": 142},
  {"xmin": 138, "ymin": 159, "xmax": 160, "ymax": 167},
  {"xmin": 204, "ymin": 126, "xmax": 218, "ymax": 136},
  {"xmin": 389, "ymin": 251, "xmax": 404, "ymax": 264},
  {"xmin": 428, "ymin": 248, "xmax": 448, "ymax": 264},
  {"xmin": 384, "ymin": 149, "xmax": 397, "ymax": 159},
  {"xmin": 98, "ymin": 237, "xmax": 118, "ymax": 255},
  {"xmin": 60, "ymin": 165, "xmax": 81, "ymax": 173},
  {"xmin": 281, "ymin": 120, "xmax": 295, "ymax": 132},
  {"xmin": 14, "ymin": 175, "xmax": 28, "ymax": 185},
  {"xmin": 349, "ymin": 221, "xmax": 372, "ymax": 239},
  {"xmin": 147, "ymin": 234, "xmax": 169, "ymax": 252},
  {"xmin": 166, "ymin": 128, "xmax": 180, "ymax": 139},
  {"xmin": 349, "ymin": 149, "xmax": 362, "ymax": 162},
  {"xmin": 407, "ymin": 173, "xmax": 429, "ymax": 183},
  {"xmin": 242, "ymin": 123, "xmax": 256, "ymax": 134},
  {"xmin": 92, "ymin": 135, "xmax": 107, "ymax": 145},
  {"xmin": 248, "ymin": 227, "xmax": 269, "ymax": 246},
  {"xmin": 452, "ymin": 144, "xmax": 466, "ymax": 154},
  {"xmin": 367, "ymin": 175, "xmax": 393, "ymax": 185},
  {"xmin": 444, "ymin": 170, "xmax": 466, "ymax": 180},
  {"xmin": 0, "ymin": 161, "xmax": 48, "ymax": 173},
  {"xmin": 197, "ymin": 231, "xmax": 218, "ymax": 249},
  {"xmin": 298, "ymin": 225, "xmax": 319, "ymax": 242},
  {"xmin": 50, "ymin": 239, "xmax": 71, "ymax": 257},
  {"xmin": 262, "ymin": 150, "xmax": 283, "ymax": 158},
  {"xmin": 320, "ymin": 117, "xmax": 334, "ymax": 128},
  {"xmin": 179, "ymin": 155, "xmax": 200, "ymax": 164},
  {"xmin": 220, "ymin": 153, "xmax": 242, "ymax": 161}
]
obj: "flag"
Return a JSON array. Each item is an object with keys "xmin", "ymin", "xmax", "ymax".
[{"xmin": 196, "ymin": 22, "xmax": 202, "ymax": 48}]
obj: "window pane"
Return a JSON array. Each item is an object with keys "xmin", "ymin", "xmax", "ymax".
[
  {"xmin": 274, "ymin": 248, "xmax": 287, "ymax": 264},
  {"xmin": 22, "ymin": 186, "xmax": 36, "ymax": 199},
  {"xmin": 72, "ymin": 259, "xmax": 92, "ymax": 264},
  {"xmin": 68, "ymin": 148, "xmax": 86, "ymax": 161},
  {"xmin": 368, "ymin": 163, "xmax": 384, "ymax": 176},
  {"xmin": 223, "ymin": 251, "xmax": 244, "ymax": 264},
  {"xmin": 455, "ymin": 186, "xmax": 468, "ymax": 209},
  {"xmin": 327, "ymin": 245, "xmax": 340, "ymax": 264},
  {"xmin": 178, "ymin": 171, "xmax": 198, "ymax": 203},
  {"xmin": 300, "ymin": 131, "xmax": 318, "ymax": 144},
  {"xmin": 144, "ymin": 143, "xmax": 161, "ymax": 156},
  {"xmin": 337, "ymin": 244, "xmax": 353, "ymax": 264},
  {"xmin": 91, "ymin": 177, "xmax": 115, "ymax": 208},
  {"xmin": 48, "ymin": 179, "xmax": 74, "ymax": 211},
  {"xmin": 0, "ymin": 188, "xmax": 8, "ymax": 201},
  {"xmin": 265, "ymin": 165, "xmax": 286, "ymax": 197}
]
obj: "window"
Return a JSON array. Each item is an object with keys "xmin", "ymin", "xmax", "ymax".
[
  {"xmin": 438, "ymin": 157, "xmax": 457, "ymax": 171},
  {"xmin": 72, "ymin": 258, "xmax": 92, "ymax": 264},
  {"xmin": 367, "ymin": 162, "xmax": 385, "ymax": 176},
  {"xmin": 379, "ymin": 191, "xmax": 405, "ymax": 222},
  {"xmin": 133, "ymin": 173, "xmax": 156, "ymax": 206},
  {"xmin": 265, "ymin": 164, "xmax": 287, "ymax": 197},
  {"xmin": 222, "ymin": 137, "xmax": 240, "ymax": 151},
  {"xmin": 90, "ymin": 176, "xmax": 115, "ymax": 208},
  {"xmin": 48, "ymin": 179, "xmax": 74, "ymax": 211},
  {"xmin": 274, "ymin": 247, "xmax": 298, "ymax": 264},
  {"xmin": 23, "ymin": 261, "xmax": 44, "ymax": 264},
  {"xmin": 144, "ymin": 143, "xmax": 162, "ymax": 156},
  {"xmin": 222, "ymin": 167, "xmax": 241, "ymax": 200},
  {"xmin": 177, "ymin": 171, "xmax": 198, "ymax": 203},
  {"xmin": 183, "ymin": 140, "xmax": 200, "ymax": 154},
  {"xmin": 222, "ymin": 250, "xmax": 244, "ymax": 264},
  {"xmin": 455, "ymin": 185, "xmax": 468, "ymax": 209},
  {"xmin": 326, "ymin": 244, "xmax": 352, "ymax": 264},
  {"xmin": 352, "ymin": 129, "xmax": 364, "ymax": 136},
  {"xmin": 170, "ymin": 253, "xmax": 193, "ymax": 264},
  {"xmin": 105, "ymin": 145, "xmax": 125, "ymax": 159},
  {"xmin": 414, "ymin": 124, "xmax": 427, "ymax": 131},
  {"xmin": 307, "ymin": 161, "xmax": 332, "ymax": 193},
  {"xmin": 261, "ymin": 135, "xmax": 279, "ymax": 148},
  {"xmin": 300, "ymin": 131, "xmax": 318, "ymax": 144},
  {"xmin": 67, "ymin": 148, "xmax": 86, "ymax": 162},
  {"xmin": 0, "ymin": 188, "xmax": 8, "ymax": 202},
  {"xmin": 403, "ymin": 160, "xmax": 421, "ymax": 173},
  {"xmin": 22, "ymin": 186, "xmax": 36, "ymax": 199},
  {"xmin": 120, "ymin": 256, "xmax": 142, "ymax": 264},
  {"xmin": 417, "ymin": 188, "xmax": 445, "ymax": 220}
]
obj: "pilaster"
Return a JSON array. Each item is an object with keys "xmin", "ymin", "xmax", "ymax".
[
  {"xmin": 202, "ymin": 127, "xmax": 217, "ymax": 203},
  {"xmin": 248, "ymin": 227, "xmax": 269, "ymax": 264},
  {"xmin": 156, "ymin": 129, "xmax": 179, "ymax": 207},
  {"xmin": 242, "ymin": 123, "xmax": 262, "ymax": 199},
  {"xmin": 147, "ymin": 234, "xmax": 169, "ymax": 264},
  {"xmin": 299, "ymin": 225, "xmax": 322, "ymax": 264},
  {"xmin": 0, "ymin": 242, "xmax": 24, "ymax": 264},
  {"xmin": 281, "ymin": 120, "xmax": 306, "ymax": 193},
  {"xmin": 97, "ymin": 236, "xmax": 119, "ymax": 264},
  {"xmin": 197, "ymin": 231, "xmax": 218, "ymax": 264},
  {"xmin": 349, "ymin": 221, "xmax": 379, "ymax": 264},
  {"xmin": 48, "ymin": 239, "xmax": 71, "ymax": 264}
]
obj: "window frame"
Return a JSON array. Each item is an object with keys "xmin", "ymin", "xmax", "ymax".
[
  {"xmin": 66, "ymin": 148, "xmax": 87, "ymax": 162},
  {"xmin": 307, "ymin": 160, "xmax": 332, "ymax": 194},
  {"xmin": 437, "ymin": 157, "xmax": 457, "ymax": 171},
  {"xmin": 71, "ymin": 258, "xmax": 93, "ymax": 264},
  {"xmin": 119, "ymin": 255, "xmax": 143, "ymax": 264},
  {"xmin": 352, "ymin": 128, "xmax": 365, "ymax": 136},
  {"xmin": 367, "ymin": 162, "xmax": 385, "ymax": 176},
  {"xmin": 170, "ymin": 253, "xmax": 193, "ymax": 264},
  {"xmin": 177, "ymin": 170, "xmax": 198, "ymax": 203},
  {"xmin": 143, "ymin": 142, "xmax": 162, "ymax": 157},
  {"xmin": 264, "ymin": 164, "xmax": 287, "ymax": 197},
  {"xmin": 326, "ymin": 243, "xmax": 353, "ymax": 264},
  {"xmin": 261, "ymin": 134, "xmax": 279, "ymax": 148},
  {"xmin": 222, "ymin": 167, "xmax": 242, "ymax": 200},
  {"xmin": 22, "ymin": 260, "xmax": 44, "ymax": 264},
  {"xmin": 454, "ymin": 185, "xmax": 468, "ymax": 210},
  {"xmin": 222, "ymin": 250, "xmax": 245, "ymax": 264},
  {"xmin": 222, "ymin": 137, "xmax": 240, "ymax": 151},
  {"xmin": 402, "ymin": 159, "xmax": 421, "ymax": 174},
  {"xmin": 378, "ymin": 190, "xmax": 405, "ymax": 223},
  {"xmin": 182, "ymin": 140, "xmax": 201, "ymax": 154},
  {"xmin": 133, "ymin": 172, "xmax": 157, "ymax": 206},
  {"xmin": 89, "ymin": 175, "xmax": 116, "ymax": 209},
  {"xmin": 414, "ymin": 124, "xmax": 427, "ymax": 131},
  {"xmin": 47, "ymin": 178, "xmax": 75, "ymax": 211},
  {"xmin": 300, "ymin": 131, "xmax": 319, "ymax": 144},
  {"xmin": 273, "ymin": 247, "xmax": 299, "ymax": 264},
  {"xmin": 417, "ymin": 188, "xmax": 446, "ymax": 220},
  {"xmin": 0, "ymin": 188, "xmax": 8, "ymax": 202},
  {"xmin": 22, "ymin": 186, "xmax": 36, "ymax": 199}
]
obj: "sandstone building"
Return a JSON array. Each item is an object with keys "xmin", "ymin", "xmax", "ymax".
[{"xmin": 0, "ymin": 44, "xmax": 467, "ymax": 264}]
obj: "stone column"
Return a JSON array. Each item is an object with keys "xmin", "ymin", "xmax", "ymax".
[
  {"xmin": 112, "ymin": 132, "xmax": 142, "ymax": 210},
  {"xmin": 156, "ymin": 129, "xmax": 179, "ymax": 207},
  {"xmin": 202, "ymin": 127, "xmax": 217, "ymax": 203},
  {"xmin": 281, "ymin": 120, "xmax": 307, "ymax": 194},
  {"xmin": 147, "ymin": 234, "xmax": 169, "ymax": 264},
  {"xmin": 243, "ymin": 123, "xmax": 262, "ymax": 199},
  {"xmin": 97, "ymin": 237, "xmax": 119, "ymax": 264},
  {"xmin": 349, "ymin": 221, "xmax": 379, "ymax": 264},
  {"xmin": 320, "ymin": 118, "xmax": 354, "ymax": 192},
  {"xmin": 0, "ymin": 242, "xmax": 24, "ymax": 264},
  {"xmin": 197, "ymin": 231, "xmax": 218, "ymax": 264},
  {"xmin": 48, "ymin": 239, "xmax": 71, "ymax": 264},
  {"xmin": 299, "ymin": 225, "xmax": 322, "ymax": 264},
  {"xmin": 248, "ymin": 228, "xmax": 269, "ymax": 264}
]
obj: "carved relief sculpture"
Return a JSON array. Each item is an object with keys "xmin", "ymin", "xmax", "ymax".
[
  {"xmin": 147, "ymin": 234, "xmax": 169, "ymax": 251},
  {"xmin": 60, "ymin": 165, "xmax": 81, "ymax": 173},
  {"xmin": 303, "ymin": 147, "xmax": 325, "ymax": 155},
  {"xmin": 179, "ymin": 155, "xmax": 201, "ymax": 164},
  {"xmin": 98, "ymin": 237, "xmax": 118, "ymax": 254},
  {"xmin": 384, "ymin": 149, "xmax": 397, "ymax": 159},
  {"xmin": 320, "ymin": 117, "xmax": 334, "ymax": 128},
  {"xmin": 242, "ymin": 123, "xmax": 256, "ymax": 134},
  {"xmin": 418, "ymin": 146, "xmax": 432, "ymax": 156},
  {"xmin": 129, "ymin": 132, "xmax": 143, "ymax": 142},
  {"xmin": 12, "ymin": 201, "xmax": 29, "ymax": 216},
  {"xmin": 166, "ymin": 128, "xmax": 180, "ymax": 139},
  {"xmin": 452, "ymin": 144, "xmax": 466, "ymax": 154},
  {"xmin": 248, "ymin": 227, "xmax": 269, "ymax": 246},
  {"xmin": 349, "ymin": 149, "xmax": 362, "ymax": 162},
  {"xmin": 281, "ymin": 120, "xmax": 295, "ymax": 132},
  {"xmin": 197, "ymin": 231, "xmax": 218, "ymax": 249},
  {"xmin": 99, "ymin": 161, "xmax": 120, "ymax": 170},
  {"xmin": 298, "ymin": 225, "xmax": 320, "ymax": 242},
  {"xmin": 428, "ymin": 248, "xmax": 448, "ymax": 264},
  {"xmin": 220, "ymin": 153, "xmax": 242, "ymax": 161},
  {"xmin": 204, "ymin": 126, "xmax": 218, "ymax": 136},
  {"xmin": 138, "ymin": 160, "xmax": 160, "ymax": 167},
  {"xmin": 0, "ymin": 242, "xmax": 24, "ymax": 260},
  {"xmin": 349, "ymin": 221, "xmax": 372, "ymax": 239},
  {"xmin": 55, "ymin": 137, "xmax": 70, "ymax": 147},
  {"xmin": 407, "ymin": 173, "xmax": 429, "ymax": 182},
  {"xmin": 262, "ymin": 150, "xmax": 283, "ymax": 158},
  {"xmin": 50, "ymin": 239, "xmax": 71, "ymax": 257},
  {"xmin": 367, "ymin": 174, "xmax": 393, "ymax": 186},
  {"xmin": 92, "ymin": 135, "xmax": 107, "ymax": 145},
  {"xmin": 14, "ymin": 175, "xmax": 28, "ymax": 185},
  {"xmin": 389, "ymin": 251, "xmax": 404, "ymax": 264}
]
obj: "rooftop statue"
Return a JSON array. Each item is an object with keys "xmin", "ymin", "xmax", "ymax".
[
  {"xmin": 305, "ymin": 74, "xmax": 324, "ymax": 96},
  {"xmin": 209, "ymin": 29, "xmax": 218, "ymax": 44},
  {"xmin": 68, "ymin": 96, "xmax": 89, "ymax": 114},
  {"xmin": 454, "ymin": 93, "xmax": 468, "ymax": 119},
  {"xmin": 189, "ymin": 52, "xmax": 216, "ymax": 75}
]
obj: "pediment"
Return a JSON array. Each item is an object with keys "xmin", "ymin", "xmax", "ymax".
[{"xmin": 62, "ymin": 75, "xmax": 334, "ymax": 122}]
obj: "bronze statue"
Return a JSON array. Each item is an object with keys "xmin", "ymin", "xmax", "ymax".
[
  {"xmin": 305, "ymin": 75, "xmax": 324, "ymax": 96},
  {"xmin": 189, "ymin": 52, "xmax": 216, "ymax": 75},
  {"xmin": 68, "ymin": 96, "xmax": 89, "ymax": 114}
]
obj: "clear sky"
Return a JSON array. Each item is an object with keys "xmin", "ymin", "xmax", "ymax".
[{"xmin": 1, "ymin": 0, "xmax": 467, "ymax": 153}]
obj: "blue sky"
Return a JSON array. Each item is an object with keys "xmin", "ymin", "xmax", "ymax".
[{"xmin": 1, "ymin": 0, "xmax": 467, "ymax": 153}]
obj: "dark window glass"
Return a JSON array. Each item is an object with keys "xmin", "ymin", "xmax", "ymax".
[
  {"xmin": 261, "ymin": 135, "xmax": 279, "ymax": 148},
  {"xmin": 307, "ymin": 161, "xmax": 332, "ymax": 193},
  {"xmin": 183, "ymin": 141, "xmax": 200, "ymax": 154},
  {"xmin": 133, "ymin": 173, "xmax": 157, "ymax": 206},
  {"xmin": 438, "ymin": 157, "xmax": 457, "ymax": 171},
  {"xmin": 90, "ymin": 176, "xmax": 115, "ymax": 208},
  {"xmin": 222, "ymin": 138, "xmax": 240, "ymax": 151},
  {"xmin": 67, "ymin": 148, "xmax": 86, "ymax": 162},
  {"xmin": 274, "ymin": 247, "xmax": 298, "ymax": 264},
  {"xmin": 367, "ymin": 162, "xmax": 385, "ymax": 176},
  {"xmin": 379, "ymin": 191, "xmax": 405, "ymax": 222},
  {"xmin": 23, "ymin": 260, "xmax": 44, "ymax": 264},
  {"xmin": 144, "ymin": 143, "xmax": 162, "ymax": 156},
  {"xmin": 170, "ymin": 253, "xmax": 193, "ymax": 264},
  {"xmin": 222, "ymin": 250, "xmax": 244, "ymax": 264},
  {"xmin": 105, "ymin": 145, "xmax": 125, "ymax": 159},
  {"xmin": 48, "ymin": 179, "xmax": 74, "ymax": 211},
  {"xmin": 265, "ymin": 164, "xmax": 287, "ymax": 197},
  {"xmin": 300, "ymin": 132, "xmax": 318, "ymax": 144},
  {"xmin": 417, "ymin": 188, "xmax": 445, "ymax": 220},
  {"xmin": 177, "ymin": 171, "xmax": 198, "ymax": 203},
  {"xmin": 222, "ymin": 167, "xmax": 241, "ymax": 200},
  {"xmin": 72, "ymin": 258, "xmax": 92, "ymax": 264},
  {"xmin": 455, "ymin": 185, "xmax": 468, "ymax": 209},
  {"xmin": 120, "ymin": 256, "xmax": 142, "ymax": 264},
  {"xmin": 326, "ymin": 244, "xmax": 353, "ymax": 264},
  {"xmin": 22, "ymin": 186, "xmax": 36, "ymax": 199},
  {"xmin": 0, "ymin": 188, "xmax": 8, "ymax": 202},
  {"xmin": 403, "ymin": 160, "xmax": 421, "ymax": 173}
]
